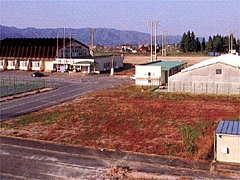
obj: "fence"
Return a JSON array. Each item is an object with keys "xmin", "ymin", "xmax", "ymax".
[
  {"xmin": 169, "ymin": 81, "xmax": 240, "ymax": 95},
  {"xmin": 0, "ymin": 77, "xmax": 45, "ymax": 98}
]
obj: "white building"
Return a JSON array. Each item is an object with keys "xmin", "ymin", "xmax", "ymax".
[
  {"xmin": 135, "ymin": 61, "xmax": 186, "ymax": 86},
  {"xmin": 0, "ymin": 38, "xmax": 85, "ymax": 72},
  {"xmin": 215, "ymin": 120, "xmax": 240, "ymax": 163},
  {"xmin": 58, "ymin": 55, "xmax": 124, "ymax": 74},
  {"xmin": 0, "ymin": 38, "xmax": 124, "ymax": 73},
  {"xmin": 168, "ymin": 54, "xmax": 240, "ymax": 95}
]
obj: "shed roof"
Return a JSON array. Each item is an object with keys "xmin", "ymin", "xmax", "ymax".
[
  {"xmin": 215, "ymin": 120, "xmax": 240, "ymax": 135},
  {"xmin": 182, "ymin": 54, "xmax": 240, "ymax": 73},
  {"xmin": 140, "ymin": 61, "xmax": 186, "ymax": 70}
]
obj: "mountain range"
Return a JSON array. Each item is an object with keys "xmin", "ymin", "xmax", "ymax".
[{"xmin": 0, "ymin": 25, "xmax": 182, "ymax": 46}]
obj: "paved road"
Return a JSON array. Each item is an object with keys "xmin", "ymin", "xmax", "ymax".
[
  {"xmin": 0, "ymin": 71, "xmax": 132, "ymax": 121},
  {"xmin": 0, "ymin": 136, "xmax": 233, "ymax": 179}
]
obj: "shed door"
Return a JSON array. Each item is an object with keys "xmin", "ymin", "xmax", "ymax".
[{"xmin": 165, "ymin": 71, "xmax": 168, "ymax": 83}]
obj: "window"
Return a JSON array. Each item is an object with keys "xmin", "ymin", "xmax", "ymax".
[
  {"xmin": 104, "ymin": 62, "xmax": 111, "ymax": 69},
  {"xmin": 32, "ymin": 62, "xmax": 40, "ymax": 67},
  {"xmin": 20, "ymin": 61, "xmax": 27, "ymax": 67},
  {"xmin": 8, "ymin": 61, "xmax": 15, "ymax": 66},
  {"xmin": 216, "ymin": 69, "xmax": 222, "ymax": 74},
  {"xmin": 0, "ymin": 60, "xmax": 3, "ymax": 66}
]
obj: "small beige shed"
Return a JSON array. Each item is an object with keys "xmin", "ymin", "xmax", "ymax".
[{"xmin": 215, "ymin": 120, "xmax": 240, "ymax": 163}]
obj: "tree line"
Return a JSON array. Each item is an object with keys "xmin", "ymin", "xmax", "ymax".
[{"xmin": 179, "ymin": 31, "xmax": 240, "ymax": 53}]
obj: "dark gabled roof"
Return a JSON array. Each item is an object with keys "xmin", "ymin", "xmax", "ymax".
[
  {"xmin": 216, "ymin": 120, "xmax": 240, "ymax": 135},
  {"xmin": 0, "ymin": 38, "xmax": 89, "ymax": 59}
]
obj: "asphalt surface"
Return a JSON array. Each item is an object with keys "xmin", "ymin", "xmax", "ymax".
[
  {"xmin": 0, "ymin": 71, "xmax": 132, "ymax": 121},
  {"xmin": 0, "ymin": 136, "xmax": 235, "ymax": 179}
]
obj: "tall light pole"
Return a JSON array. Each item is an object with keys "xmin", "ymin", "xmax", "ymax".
[
  {"xmin": 148, "ymin": 21, "xmax": 153, "ymax": 62},
  {"xmin": 161, "ymin": 31, "xmax": 167, "ymax": 56},
  {"xmin": 148, "ymin": 21, "xmax": 160, "ymax": 62},
  {"xmin": 154, "ymin": 21, "xmax": 160, "ymax": 61},
  {"xmin": 228, "ymin": 31, "xmax": 234, "ymax": 54},
  {"xmin": 90, "ymin": 29, "xmax": 95, "ymax": 56}
]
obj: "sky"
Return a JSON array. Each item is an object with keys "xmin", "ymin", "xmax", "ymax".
[{"xmin": 1, "ymin": 0, "xmax": 240, "ymax": 38}]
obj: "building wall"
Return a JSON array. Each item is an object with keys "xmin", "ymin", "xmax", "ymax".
[
  {"xmin": 216, "ymin": 134, "xmax": 240, "ymax": 163},
  {"xmin": 135, "ymin": 65, "xmax": 162, "ymax": 86},
  {"xmin": 31, "ymin": 60, "xmax": 43, "ymax": 71},
  {"xmin": 44, "ymin": 61, "xmax": 54, "ymax": 72},
  {"xmin": 94, "ymin": 56, "xmax": 124, "ymax": 72},
  {"xmin": 0, "ymin": 59, "xmax": 7, "ymax": 70},
  {"xmin": 169, "ymin": 63, "xmax": 240, "ymax": 95},
  {"xmin": 7, "ymin": 59, "xmax": 19, "ymax": 70},
  {"xmin": 19, "ymin": 60, "xmax": 30, "ymax": 71},
  {"xmin": 58, "ymin": 42, "xmax": 90, "ymax": 58}
]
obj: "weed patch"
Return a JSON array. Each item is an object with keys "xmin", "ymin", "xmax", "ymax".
[{"xmin": 180, "ymin": 125, "xmax": 201, "ymax": 152}]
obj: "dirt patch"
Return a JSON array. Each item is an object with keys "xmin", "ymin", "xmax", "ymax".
[
  {"xmin": 123, "ymin": 54, "xmax": 211, "ymax": 65},
  {"xmin": 117, "ymin": 55, "xmax": 212, "ymax": 76}
]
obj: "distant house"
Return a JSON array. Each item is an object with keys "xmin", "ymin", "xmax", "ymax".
[
  {"xmin": 0, "ymin": 38, "xmax": 124, "ymax": 73},
  {"xmin": 138, "ymin": 45, "xmax": 149, "ymax": 54},
  {"xmin": 135, "ymin": 61, "xmax": 186, "ymax": 86},
  {"xmin": 215, "ymin": 120, "xmax": 240, "ymax": 163},
  {"xmin": 168, "ymin": 54, "xmax": 240, "ymax": 95}
]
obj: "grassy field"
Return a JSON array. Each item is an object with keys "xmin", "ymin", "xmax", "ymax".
[{"xmin": 1, "ymin": 85, "xmax": 239, "ymax": 162}]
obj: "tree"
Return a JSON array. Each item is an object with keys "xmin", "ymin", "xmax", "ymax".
[
  {"xmin": 186, "ymin": 31, "xmax": 192, "ymax": 52},
  {"xmin": 180, "ymin": 32, "xmax": 187, "ymax": 52},
  {"xmin": 201, "ymin": 37, "xmax": 206, "ymax": 52},
  {"xmin": 196, "ymin": 37, "xmax": 201, "ymax": 52},
  {"xmin": 237, "ymin": 39, "xmax": 240, "ymax": 52},
  {"xmin": 223, "ymin": 36, "xmax": 229, "ymax": 52},
  {"xmin": 180, "ymin": 31, "xmax": 200, "ymax": 53},
  {"xmin": 180, "ymin": 32, "xmax": 240, "ymax": 53},
  {"xmin": 206, "ymin": 36, "xmax": 213, "ymax": 52},
  {"xmin": 190, "ymin": 31, "xmax": 197, "ymax": 52}
]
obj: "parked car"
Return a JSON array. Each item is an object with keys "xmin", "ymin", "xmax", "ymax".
[
  {"xmin": 31, "ymin": 72, "xmax": 44, "ymax": 77},
  {"xmin": 130, "ymin": 75, "xmax": 136, "ymax": 80}
]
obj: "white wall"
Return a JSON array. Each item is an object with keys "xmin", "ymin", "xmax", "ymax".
[
  {"xmin": 135, "ymin": 65, "xmax": 162, "ymax": 86},
  {"xmin": 95, "ymin": 56, "xmax": 124, "ymax": 72},
  {"xmin": 31, "ymin": 61, "xmax": 42, "ymax": 71},
  {"xmin": 58, "ymin": 41, "xmax": 90, "ymax": 58},
  {"xmin": 216, "ymin": 134, "xmax": 240, "ymax": 163},
  {"xmin": 0, "ymin": 60, "xmax": 6, "ymax": 70},
  {"xmin": 44, "ymin": 61, "xmax": 54, "ymax": 72},
  {"xmin": 169, "ymin": 63, "xmax": 240, "ymax": 95},
  {"xmin": 19, "ymin": 60, "xmax": 29, "ymax": 71},
  {"xmin": 7, "ymin": 60, "xmax": 17, "ymax": 70}
]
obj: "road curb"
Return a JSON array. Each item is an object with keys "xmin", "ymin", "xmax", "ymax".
[{"xmin": 0, "ymin": 87, "xmax": 55, "ymax": 102}]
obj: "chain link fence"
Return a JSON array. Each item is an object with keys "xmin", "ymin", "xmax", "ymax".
[{"xmin": 0, "ymin": 77, "xmax": 45, "ymax": 98}]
